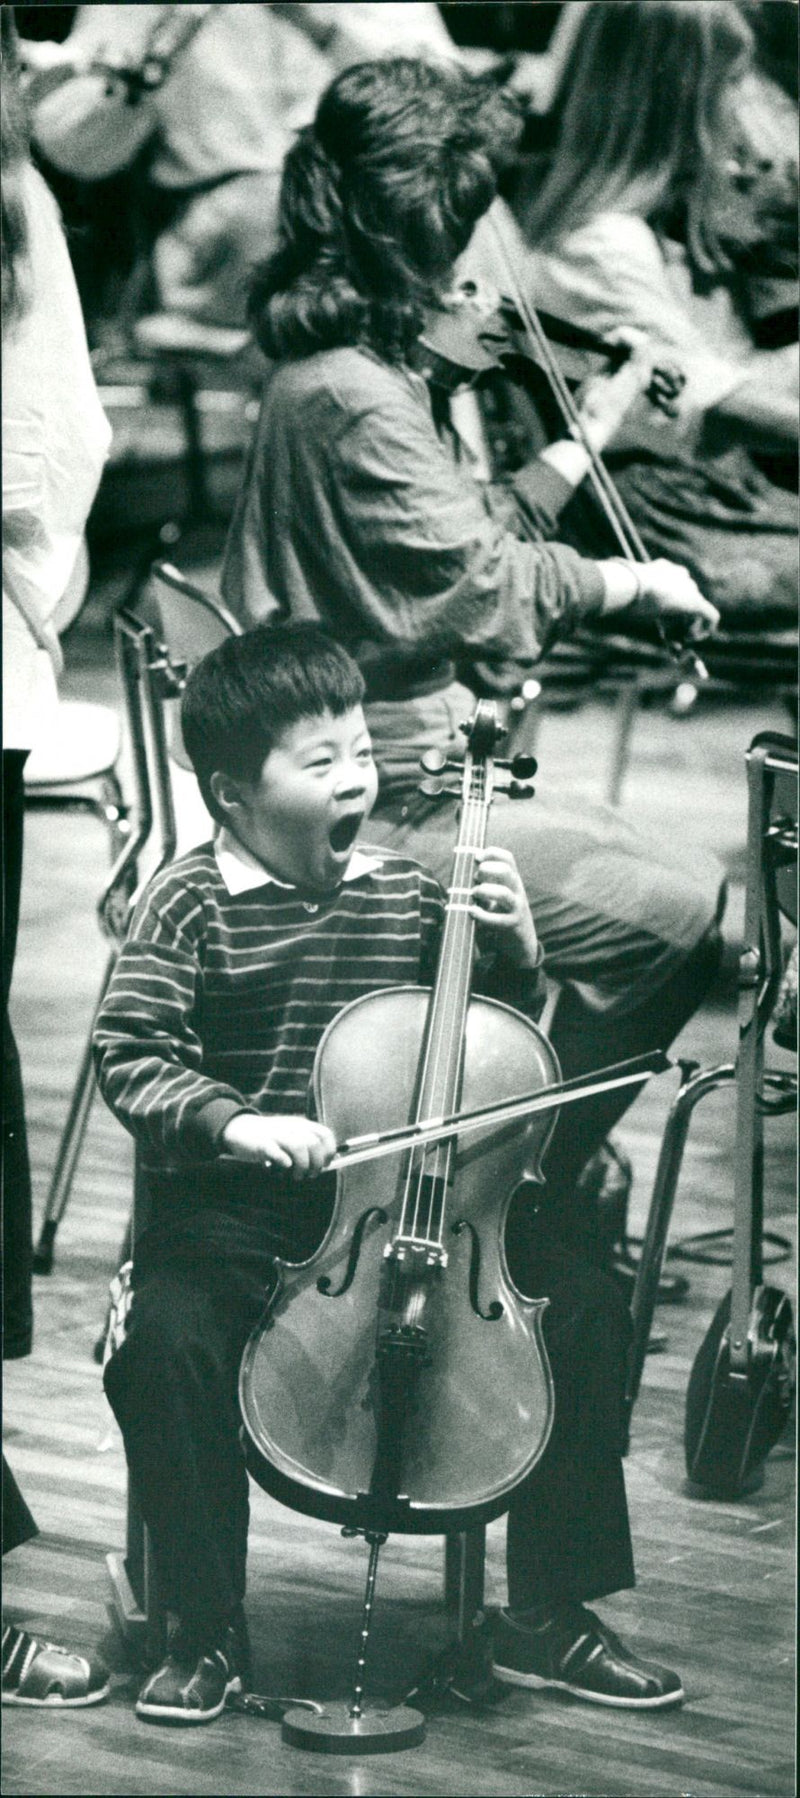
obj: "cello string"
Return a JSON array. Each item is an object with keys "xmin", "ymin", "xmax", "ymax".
[
  {"xmin": 403, "ymin": 770, "xmax": 480, "ymax": 1245},
  {"xmin": 395, "ymin": 782, "xmax": 478, "ymax": 1240},
  {"xmin": 420, "ymin": 759, "xmax": 488, "ymax": 1246},
  {"xmin": 402, "ymin": 762, "xmax": 480, "ymax": 1242},
  {"xmin": 397, "ymin": 741, "xmax": 493, "ymax": 1256},
  {"xmin": 421, "ymin": 777, "xmax": 482, "ymax": 1237}
]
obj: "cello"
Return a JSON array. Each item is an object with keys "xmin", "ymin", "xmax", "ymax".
[
  {"xmin": 237, "ymin": 703, "xmax": 667, "ymax": 1749},
  {"xmin": 239, "ymin": 702, "xmax": 558, "ymax": 1541}
]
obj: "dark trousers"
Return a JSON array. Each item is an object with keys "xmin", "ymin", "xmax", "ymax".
[
  {"xmin": 3, "ymin": 749, "xmax": 33, "ymax": 1362},
  {"xmin": 3, "ymin": 752, "xmax": 38, "ymax": 1557},
  {"xmin": 537, "ymin": 919, "xmax": 723, "ymax": 1257},
  {"xmin": 2, "ymin": 1455, "xmax": 38, "ymax": 1558},
  {"xmin": 103, "ymin": 1242, "xmax": 634, "ymax": 1631},
  {"xmin": 504, "ymin": 1246, "xmax": 634, "ymax": 1612}
]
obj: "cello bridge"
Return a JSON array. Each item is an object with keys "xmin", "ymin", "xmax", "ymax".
[{"xmin": 386, "ymin": 1237, "xmax": 447, "ymax": 1273}]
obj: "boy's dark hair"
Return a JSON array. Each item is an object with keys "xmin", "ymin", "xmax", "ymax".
[{"xmin": 181, "ymin": 622, "xmax": 366, "ymax": 822}]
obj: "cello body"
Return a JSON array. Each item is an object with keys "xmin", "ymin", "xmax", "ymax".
[{"xmin": 240, "ymin": 984, "xmax": 559, "ymax": 1535}]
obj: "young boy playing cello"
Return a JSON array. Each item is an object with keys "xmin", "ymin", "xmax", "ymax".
[{"xmin": 94, "ymin": 623, "xmax": 683, "ymax": 1725}]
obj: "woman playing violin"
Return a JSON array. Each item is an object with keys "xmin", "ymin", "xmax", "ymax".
[
  {"xmin": 217, "ymin": 55, "xmax": 732, "ymax": 1709},
  {"xmin": 222, "ymin": 54, "xmax": 725, "ymax": 1270}
]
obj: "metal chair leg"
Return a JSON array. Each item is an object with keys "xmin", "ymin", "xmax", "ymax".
[
  {"xmin": 107, "ymin": 1486, "xmax": 168, "ymax": 1668},
  {"xmin": 444, "ymin": 1525, "xmax": 486, "ymax": 1641},
  {"xmin": 623, "ymin": 1059, "xmax": 736, "ymax": 1437},
  {"xmin": 607, "ymin": 678, "xmax": 641, "ymax": 807}
]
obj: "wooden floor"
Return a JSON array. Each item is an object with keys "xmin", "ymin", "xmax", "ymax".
[{"xmin": 2, "ymin": 573, "xmax": 796, "ymax": 1798}]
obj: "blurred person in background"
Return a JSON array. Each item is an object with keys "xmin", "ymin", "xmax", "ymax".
[
  {"xmin": 18, "ymin": 1, "xmax": 600, "ymax": 334},
  {"xmin": 2, "ymin": 9, "xmax": 111, "ymax": 1709},
  {"xmin": 20, "ymin": 3, "xmax": 460, "ymax": 329},
  {"xmin": 501, "ymin": 0, "xmax": 797, "ymax": 625}
]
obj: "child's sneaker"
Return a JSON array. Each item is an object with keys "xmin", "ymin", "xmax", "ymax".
[
  {"xmin": 491, "ymin": 1605, "xmax": 684, "ymax": 1709},
  {"xmin": 136, "ymin": 1614, "xmax": 251, "ymax": 1725},
  {"xmin": 2, "ymin": 1624, "xmax": 110, "ymax": 1707}
]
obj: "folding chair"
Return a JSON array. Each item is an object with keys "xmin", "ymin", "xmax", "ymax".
[
  {"xmin": 32, "ymin": 616, "xmax": 180, "ymax": 1271},
  {"xmin": 624, "ymin": 732, "xmax": 798, "ymax": 1435},
  {"xmin": 27, "ymin": 696, "xmax": 131, "ymax": 1275},
  {"xmin": 148, "ymin": 558, "xmax": 241, "ymax": 770}
]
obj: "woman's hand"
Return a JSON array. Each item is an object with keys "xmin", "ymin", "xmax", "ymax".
[
  {"xmin": 541, "ymin": 328, "xmax": 684, "ymax": 491},
  {"xmin": 469, "ymin": 847, "xmax": 540, "ymax": 968},
  {"xmin": 600, "ymin": 557, "xmax": 720, "ymax": 638},
  {"xmin": 221, "ymin": 1112, "xmax": 337, "ymax": 1178},
  {"xmin": 575, "ymin": 329, "xmax": 662, "ymax": 454}
]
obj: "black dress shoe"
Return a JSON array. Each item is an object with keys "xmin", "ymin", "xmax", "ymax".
[
  {"xmin": 491, "ymin": 1605, "xmax": 684, "ymax": 1709},
  {"xmin": 136, "ymin": 1614, "xmax": 251, "ymax": 1725}
]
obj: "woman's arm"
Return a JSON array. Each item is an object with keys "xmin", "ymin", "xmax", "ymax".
[
  {"xmin": 321, "ymin": 385, "xmax": 609, "ymax": 662},
  {"xmin": 333, "ymin": 389, "xmax": 718, "ymax": 647}
]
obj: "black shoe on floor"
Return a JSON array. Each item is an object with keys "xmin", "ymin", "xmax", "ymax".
[
  {"xmin": 492, "ymin": 1605, "xmax": 684, "ymax": 1710},
  {"xmin": 136, "ymin": 1614, "xmax": 251, "ymax": 1726}
]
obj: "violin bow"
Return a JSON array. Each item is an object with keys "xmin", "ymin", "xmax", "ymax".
[
  {"xmin": 209, "ymin": 1052, "xmax": 671, "ymax": 1177},
  {"xmin": 485, "ymin": 211, "xmax": 709, "ymax": 685},
  {"xmin": 328, "ymin": 1050, "xmax": 672, "ymax": 1172}
]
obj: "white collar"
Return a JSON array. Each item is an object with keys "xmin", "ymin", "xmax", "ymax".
[{"xmin": 214, "ymin": 826, "xmax": 384, "ymax": 896}]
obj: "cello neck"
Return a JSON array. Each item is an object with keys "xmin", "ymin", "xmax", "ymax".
[{"xmin": 394, "ymin": 701, "xmax": 502, "ymax": 1259}]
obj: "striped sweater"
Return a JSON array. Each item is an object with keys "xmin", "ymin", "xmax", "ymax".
[{"xmin": 93, "ymin": 841, "xmax": 545, "ymax": 1262}]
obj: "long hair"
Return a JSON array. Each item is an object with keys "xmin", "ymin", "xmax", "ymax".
[
  {"xmin": 1, "ymin": 9, "xmax": 32, "ymax": 325},
  {"xmin": 522, "ymin": 1, "xmax": 753, "ymax": 271},
  {"xmin": 248, "ymin": 57, "xmax": 524, "ymax": 363}
]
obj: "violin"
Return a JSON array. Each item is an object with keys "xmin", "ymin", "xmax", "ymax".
[
  {"xmin": 425, "ymin": 214, "xmax": 710, "ymax": 686},
  {"xmin": 420, "ymin": 286, "xmax": 685, "ymax": 418},
  {"xmin": 238, "ymin": 705, "xmax": 669, "ymax": 1538}
]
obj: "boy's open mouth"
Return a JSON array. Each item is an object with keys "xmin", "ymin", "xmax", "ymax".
[{"xmin": 328, "ymin": 812, "xmax": 363, "ymax": 855}]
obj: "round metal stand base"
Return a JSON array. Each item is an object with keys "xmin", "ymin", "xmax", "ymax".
[{"xmin": 281, "ymin": 1700, "xmax": 426, "ymax": 1755}]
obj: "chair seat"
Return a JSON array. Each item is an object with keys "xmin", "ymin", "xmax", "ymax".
[
  {"xmin": 25, "ymin": 701, "xmax": 121, "ymax": 788},
  {"xmin": 133, "ymin": 314, "xmax": 250, "ymax": 361}
]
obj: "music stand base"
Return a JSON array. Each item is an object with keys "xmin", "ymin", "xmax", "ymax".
[{"xmin": 281, "ymin": 1700, "xmax": 426, "ymax": 1754}]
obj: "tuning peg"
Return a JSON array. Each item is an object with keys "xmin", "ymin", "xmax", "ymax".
[
  {"xmin": 420, "ymin": 749, "xmax": 447, "ymax": 775},
  {"xmin": 419, "ymin": 776, "xmax": 462, "ymax": 799},
  {"xmin": 507, "ymin": 780, "xmax": 535, "ymax": 800},
  {"xmin": 509, "ymin": 678, "xmax": 542, "ymax": 715},
  {"xmin": 495, "ymin": 753, "xmax": 538, "ymax": 778},
  {"xmin": 420, "ymin": 749, "xmax": 463, "ymax": 776}
]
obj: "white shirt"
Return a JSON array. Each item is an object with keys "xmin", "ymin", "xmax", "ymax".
[
  {"xmin": 501, "ymin": 207, "xmax": 756, "ymax": 422},
  {"xmin": 30, "ymin": 5, "xmax": 456, "ymax": 191},
  {"xmin": 2, "ymin": 166, "xmax": 111, "ymax": 749},
  {"xmin": 214, "ymin": 825, "xmax": 383, "ymax": 895}
]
